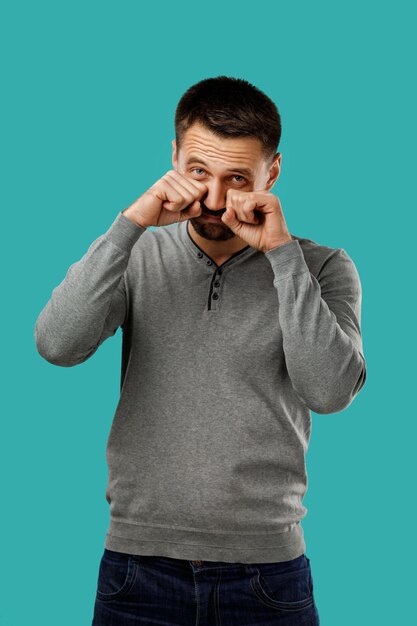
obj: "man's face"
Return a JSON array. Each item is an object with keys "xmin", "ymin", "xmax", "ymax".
[{"xmin": 172, "ymin": 122, "xmax": 281, "ymax": 242}]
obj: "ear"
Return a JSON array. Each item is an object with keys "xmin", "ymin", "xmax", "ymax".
[
  {"xmin": 172, "ymin": 139, "xmax": 177, "ymax": 170},
  {"xmin": 265, "ymin": 153, "xmax": 282, "ymax": 191}
]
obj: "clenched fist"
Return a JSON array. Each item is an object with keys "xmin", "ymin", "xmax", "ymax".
[{"xmin": 122, "ymin": 170, "xmax": 208, "ymax": 228}]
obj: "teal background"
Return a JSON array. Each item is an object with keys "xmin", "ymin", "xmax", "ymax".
[{"xmin": 1, "ymin": 0, "xmax": 415, "ymax": 624}]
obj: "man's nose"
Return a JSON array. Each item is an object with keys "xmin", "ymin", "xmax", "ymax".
[{"xmin": 202, "ymin": 181, "xmax": 226, "ymax": 211}]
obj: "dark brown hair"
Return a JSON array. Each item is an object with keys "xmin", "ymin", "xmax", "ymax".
[{"xmin": 175, "ymin": 76, "xmax": 282, "ymax": 166}]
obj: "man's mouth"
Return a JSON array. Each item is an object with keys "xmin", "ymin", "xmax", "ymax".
[
  {"xmin": 201, "ymin": 212, "xmax": 224, "ymax": 222},
  {"xmin": 202, "ymin": 208, "xmax": 227, "ymax": 217}
]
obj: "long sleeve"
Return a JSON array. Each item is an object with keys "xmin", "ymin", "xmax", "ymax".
[
  {"xmin": 265, "ymin": 239, "xmax": 367, "ymax": 414},
  {"xmin": 34, "ymin": 211, "xmax": 146, "ymax": 367}
]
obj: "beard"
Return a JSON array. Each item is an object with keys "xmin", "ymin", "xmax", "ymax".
[
  {"xmin": 188, "ymin": 215, "xmax": 236, "ymax": 241},
  {"xmin": 188, "ymin": 201, "xmax": 236, "ymax": 241}
]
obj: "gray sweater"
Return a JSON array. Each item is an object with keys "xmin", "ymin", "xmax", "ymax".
[{"xmin": 34, "ymin": 211, "xmax": 366, "ymax": 563}]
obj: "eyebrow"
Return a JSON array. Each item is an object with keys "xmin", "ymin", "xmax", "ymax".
[{"xmin": 185, "ymin": 155, "xmax": 254, "ymax": 178}]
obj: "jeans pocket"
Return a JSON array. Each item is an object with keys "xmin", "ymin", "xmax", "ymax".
[
  {"xmin": 95, "ymin": 548, "xmax": 138, "ymax": 603},
  {"xmin": 250, "ymin": 556, "xmax": 315, "ymax": 611}
]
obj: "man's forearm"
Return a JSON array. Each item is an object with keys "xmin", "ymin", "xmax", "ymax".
[
  {"xmin": 34, "ymin": 212, "xmax": 146, "ymax": 366},
  {"xmin": 265, "ymin": 240, "xmax": 366, "ymax": 414}
]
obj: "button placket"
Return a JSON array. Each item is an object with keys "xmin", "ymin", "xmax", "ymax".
[
  {"xmin": 194, "ymin": 249, "xmax": 225, "ymax": 310},
  {"xmin": 211, "ymin": 269, "xmax": 222, "ymax": 305}
]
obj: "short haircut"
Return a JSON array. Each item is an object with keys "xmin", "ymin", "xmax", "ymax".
[{"xmin": 175, "ymin": 76, "xmax": 282, "ymax": 166}]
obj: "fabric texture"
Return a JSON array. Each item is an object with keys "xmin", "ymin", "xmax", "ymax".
[
  {"xmin": 34, "ymin": 211, "xmax": 366, "ymax": 563},
  {"xmin": 91, "ymin": 548, "xmax": 320, "ymax": 625}
]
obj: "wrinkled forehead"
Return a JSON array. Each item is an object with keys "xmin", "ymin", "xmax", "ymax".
[{"xmin": 178, "ymin": 123, "xmax": 266, "ymax": 176}]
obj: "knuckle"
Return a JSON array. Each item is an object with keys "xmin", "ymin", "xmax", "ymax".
[
  {"xmin": 164, "ymin": 170, "xmax": 177, "ymax": 181},
  {"xmin": 169, "ymin": 189, "xmax": 181, "ymax": 201}
]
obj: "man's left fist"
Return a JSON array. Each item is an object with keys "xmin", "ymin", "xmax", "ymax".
[{"xmin": 221, "ymin": 189, "xmax": 293, "ymax": 253}]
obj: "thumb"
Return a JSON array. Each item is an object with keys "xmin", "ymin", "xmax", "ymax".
[
  {"xmin": 188, "ymin": 199, "xmax": 202, "ymax": 215},
  {"xmin": 221, "ymin": 207, "xmax": 236, "ymax": 224}
]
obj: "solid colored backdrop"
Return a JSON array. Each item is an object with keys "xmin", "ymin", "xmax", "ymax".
[{"xmin": 1, "ymin": 1, "xmax": 415, "ymax": 624}]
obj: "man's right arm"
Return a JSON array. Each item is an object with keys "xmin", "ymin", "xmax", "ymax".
[
  {"xmin": 34, "ymin": 170, "xmax": 208, "ymax": 367},
  {"xmin": 34, "ymin": 211, "xmax": 146, "ymax": 367}
]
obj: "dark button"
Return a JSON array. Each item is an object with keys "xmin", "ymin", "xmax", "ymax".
[
  {"xmin": 214, "ymin": 281, "xmax": 220, "ymax": 287},
  {"xmin": 206, "ymin": 260, "xmax": 212, "ymax": 266},
  {"xmin": 217, "ymin": 269, "xmax": 222, "ymax": 276},
  {"xmin": 197, "ymin": 252, "xmax": 203, "ymax": 258},
  {"xmin": 212, "ymin": 293, "xmax": 219, "ymax": 300}
]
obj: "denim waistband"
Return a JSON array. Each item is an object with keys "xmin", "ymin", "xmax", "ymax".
[{"xmin": 130, "ymin": 551, "xmax": 308, "ymax": 579}]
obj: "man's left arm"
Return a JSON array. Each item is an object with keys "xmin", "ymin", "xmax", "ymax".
[
  {"xmin": 265, "ymin": 240, "xmax": 367, "ymax": 414},
  {"xmin": 221, "ymin": 188, "xmax": 367, "ymax": 414}
]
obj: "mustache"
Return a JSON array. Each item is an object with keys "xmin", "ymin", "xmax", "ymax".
[{"xmin": 199, "ymin": 197, "xmax": 226, "ymax": 216}]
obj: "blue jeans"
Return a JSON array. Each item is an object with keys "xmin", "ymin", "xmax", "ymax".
[{"xmin": 91, "ymin": 548, "xmax": 320, "ymax": 625}]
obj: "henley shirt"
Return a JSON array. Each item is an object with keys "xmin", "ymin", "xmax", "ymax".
[{"xmin": 34, "ymin": 210, "xmax": 367, "ymax": 563}]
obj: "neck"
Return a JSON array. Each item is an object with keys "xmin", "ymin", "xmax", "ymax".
[{"xmin": 186, "ymin": 220, "xmax": 249, "ymax": 261}]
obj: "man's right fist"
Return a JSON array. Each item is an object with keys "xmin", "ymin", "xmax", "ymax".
[{"xmin": 122, "ymin": 170, "xmax": 208, "ymax": 228}]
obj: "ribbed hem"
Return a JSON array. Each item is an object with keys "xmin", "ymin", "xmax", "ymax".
[
  {"xmin": 104, "ymin": 519, "xmax": 306, "ymax": 564},
  {"xmin": 104, "ymin": 211, "xmax": 147, "ymax": 252}
]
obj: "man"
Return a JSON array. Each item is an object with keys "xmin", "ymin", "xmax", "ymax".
[{"xmin": 34, "ymin": 76, "xmax": 366, "ymax": 625}]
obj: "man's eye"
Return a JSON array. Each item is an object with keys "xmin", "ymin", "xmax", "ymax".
[{"xmin": 191, "ymin": 168, "xmax": 246, "ymax": 183}]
